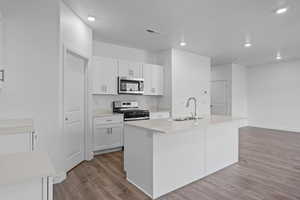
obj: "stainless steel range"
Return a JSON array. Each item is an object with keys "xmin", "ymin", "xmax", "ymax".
[{"xmin": 113, "ymin": 101, "xmax": 150, "ymax": 121}]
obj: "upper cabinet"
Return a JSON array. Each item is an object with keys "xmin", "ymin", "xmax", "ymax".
[
  {"xmin": 118, "ymin": 60, "xmax": 142, "ymax": 78},
  {"xmin": 143, "ymin": 64, "xmax": 164, "ymax": 96},
  {"xmin": 92, "ymin": 57, "xmax": 118, "ymax": 95},
  {"xmin": 91, "ymin": 56, "xmax": 164, "ymax": 96}
]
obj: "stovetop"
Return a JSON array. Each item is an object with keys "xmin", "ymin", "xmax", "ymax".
[
  {"xmin": 113, "ymin": 101, "xmax": 150, "ymax": 121},
  {"xmin": 114, "ymin": 109, "xmax": 149, "ymax": 113}
]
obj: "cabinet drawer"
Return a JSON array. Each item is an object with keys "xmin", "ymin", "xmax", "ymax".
[{"xmin": 94, "ymin": 115, "xmax": 123, "ymax": 125}]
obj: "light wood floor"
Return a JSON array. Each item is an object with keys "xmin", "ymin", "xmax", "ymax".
[{"xmin": 54, "ymin": 127, "xmax": 300, "ymax": 200}]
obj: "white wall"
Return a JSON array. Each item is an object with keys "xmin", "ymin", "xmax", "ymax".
[
  {"xmin": 93, "ymin": 41, "xmax": 156, "ymax": 63},
  {"xmin": 0, "ymin": 12, "xmax": 3, "ymax": 67},
  {"xmin": 247, "ymin": 60, "xmax": 300, "ymax": 132},
  {"xmin": 211, "ymin": 64, "xmax": 232, "ymax": 81},
  {"xmin": 60, "ymin": 3, "xmax": 92, "ymax": 58},
  {"xmin": 158, "ymin": 49, "xmax": 211, "ymax": 117},
  {"xmin": 232, "ymin": 64, "xmax": 247, "ymax": 118},
  {"xmin": 172, "ymin": 49, "xmax": 211, "ymax": 117},
  {"xmin": 211, "ymin": 64, "xmax": 247, "ymax": 118},
  {"xmin": 156, "ymin": 50, "xmax": 173, "ymax": 112},
  {"xmin": 0, "ymin": 0, "xmax": 93, "ymax": 176},
  {"xmin": 59, "ymin": 1, "xmax": 93, "ymax": 170},
  {"xmin": 92, "ymin": 41, "xmax": 160, "ymax": 112},
  {"xmin": 0, "ymin": 0, "xmax": 61, "ymax": 170}
]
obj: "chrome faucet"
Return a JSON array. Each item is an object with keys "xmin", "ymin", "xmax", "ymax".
[{"xmin": 186, "ymin": 97, "xmax": 197, "ymax": 118}]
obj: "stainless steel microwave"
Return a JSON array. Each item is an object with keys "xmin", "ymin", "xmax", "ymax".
[{"xmin": 118, "ymin": 77, "xmax": 144, "ymax": 95}]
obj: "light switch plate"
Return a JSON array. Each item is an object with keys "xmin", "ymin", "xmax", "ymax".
[{"xmin": 0, "ymin": 69, "xmax": 4, "ymax": 82}]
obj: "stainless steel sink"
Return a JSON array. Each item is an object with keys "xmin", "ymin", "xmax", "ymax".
[{"xmin": 173, "ymin": 116, "xmax": 203, "ymax": 121}]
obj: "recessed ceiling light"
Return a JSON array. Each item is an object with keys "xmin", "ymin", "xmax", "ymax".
[
  {"xmin": 276, "ymin": 52, "xmax": 282, "ymax": 60},
  {"xmin": 87, "ymin": 16, "xmax": 96, "ymax": 22},
  {"xmin": 275, "ymin": 7, "xmax": 288, "ymax": 14},
  {"xmin": 244, "ymin": 42, "xmax": 252, "ymax": 48},
  {"xmin": 180, "ymin": 41, "xmax": 187, "ymax": 46}
]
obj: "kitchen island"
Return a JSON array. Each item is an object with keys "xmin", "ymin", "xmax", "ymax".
[{"xmin": 124, "ymin": 115, "xmax": 245, "ymax": 199}]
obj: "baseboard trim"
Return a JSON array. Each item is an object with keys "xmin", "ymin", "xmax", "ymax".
[
  {"xmin": 243, "ymin": 126, "xmax": 300, "ymax": 134},
  {"xmin": 93, "ymin": 147, "xmax": 123, "ymax": 156},
  {"xmin": 53, "ymin": 171, "xmax": 67, "ymax": 184},
  {"xmin": 127, "ymin": 178, "xmax": 153, "ymax": 199}
]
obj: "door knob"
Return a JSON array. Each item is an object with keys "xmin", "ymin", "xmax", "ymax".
[{"xmin": 65, "ymin": 117, "xmax": 69, "ymax": 121}]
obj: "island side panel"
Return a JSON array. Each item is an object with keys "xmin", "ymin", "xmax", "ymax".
[
  {"xmin": 205, "ymin": 121, "xmax": 239, "ymax": 176},
  {"xmin": 152, "ymin": 128, "xmax": 206, "ymax": 199},
  {"xmin": 124, "ymin": 125, "xmax": 154, "ymax": 197}
]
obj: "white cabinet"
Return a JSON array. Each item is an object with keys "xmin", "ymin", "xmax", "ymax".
[
  {"xmin": 93, "ymin": 127, "xmax": 123, "ymax": 150},
  {"xmin": 0, "ymin": 132, "xmax": 36, "ymax": 154},
  {"xmin": 118, "ymin": 60, "xmax": 142, "ymax": 78},
  {"xmin": 92, "ymin": 57, "xmax": 118, "ymax": 95},
  {"xmin": 205, "ymin": 121, "xmax": 239, "ymax": 175},
  {"xmin": 0, "ymin": 17, "xmax": 4, "ymax": 89},
  {"xmin": 143, "ymin": 64, "xmax": 164, "ymax": 95},
  {"xmin": 0, "ymin": 152, "xmax": 54, "ymax": 200},
  {"xmin": 150, "ymin": 111, "xmax": 170, "ymax": 119},
  {"xmin": 0, "ymin": 119, "xmax": 36, "ymax": 154},
  {"xmin": 152, "ymin": 65, "xmax": 164, "ymax": 95},
  {"xmin": 0, "ymin": 177, "xmax": 53, "ymax": 200},
  {"xmin": 91, "ymin": 56, "xmax": 163, "ymax": 96},
  {"xmin": 93, "ymin": 115, "xmax": 124, "ymax": 151}
]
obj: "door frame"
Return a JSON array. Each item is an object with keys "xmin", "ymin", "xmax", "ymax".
[
  {"xmin": 61, "ymin": 44, "xmax": 90, "ymax": 172},
  {"xmin": 210, "ymin": 80, "xmax": 230, "ymax": 115}
]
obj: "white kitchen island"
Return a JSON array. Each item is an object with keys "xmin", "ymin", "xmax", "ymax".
[{"xmin": 124, "ymin": 115, "xmax": 245, "ymax": 199}]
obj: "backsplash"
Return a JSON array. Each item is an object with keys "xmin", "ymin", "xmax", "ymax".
[{"xmin": 92, "ymin": 94, "xmax": 160, "ymax": 112}]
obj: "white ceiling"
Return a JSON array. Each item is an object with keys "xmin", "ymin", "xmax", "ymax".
[{"xmin": 64, "ymin": 0, "xmax": 300, "ymax": 66}]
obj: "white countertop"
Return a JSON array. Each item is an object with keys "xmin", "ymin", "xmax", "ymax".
[
  {"xmin": 0, "ymin": 119, "xmax": 34, "ymax": 136},
  {"xmin": 0, "ymin": 152, "xmax": 55, "ymax": 185},
  {"xmin": 125, "ymin": 115, "xmax": 245, "ymax": 133},
  {"xmin": 93, "ymin": 109, "xmax": 169, "ymax": 118},
  {"xmin": 93, "ymin": 109, "xmax": 123, "ymax": 118}
]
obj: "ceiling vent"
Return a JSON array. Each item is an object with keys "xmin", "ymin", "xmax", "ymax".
[{"xmin": 146, "ymin": 29, "xmax": 160, "ymax": 35}]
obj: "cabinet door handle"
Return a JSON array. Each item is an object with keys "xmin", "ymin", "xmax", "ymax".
[
  {"xmin": 31, "ymin": 131, "xmax": 35, "ymax": 151},
  {"xmin": 107, "ymin": 128, "xmax": 110, "ymax": 134},
  {"xmin": 110, "ymin": 128, "xmax": 113, "ymax": 134}
]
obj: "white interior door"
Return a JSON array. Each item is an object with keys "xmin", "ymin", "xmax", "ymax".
[
  {"xmin": 211, "ymin": 80, "xmax": 230, "ymax": 115},
  {"xmin": 64, "ymin": 50, "xmax": 86, "ymax": 172}
]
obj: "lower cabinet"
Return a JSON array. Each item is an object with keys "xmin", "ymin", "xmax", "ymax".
[
  {"xmin": 93, "ymin": 116, "xmax": 124, "ymax": 151},
  {"xmin": 0, "ymin": 132, "xmax": 36, "ymax": 154},
  {"xmin": 0, "ymin": 176, "xmax": 53, "ymax": 200}
]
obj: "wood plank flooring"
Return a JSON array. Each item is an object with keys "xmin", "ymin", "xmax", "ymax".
[{"xmin": 54, "ymin": 127, "xmax": 300, "ymax": 200}]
